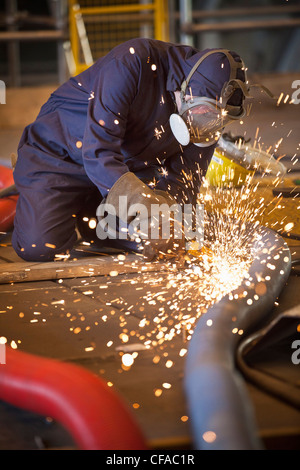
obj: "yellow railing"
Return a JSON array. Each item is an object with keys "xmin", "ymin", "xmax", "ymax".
[{"xmin": 69, "ymin": 0, "xmax": 169, "ymax": 75}]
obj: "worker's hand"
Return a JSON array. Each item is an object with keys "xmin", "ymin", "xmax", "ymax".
[
  {"xmin": 104, "ymin": 172, "xmax": 186, "ymax": 261},
  {"xmin": 139, "ymin": 216, "xmax": 185, "ymax": 261}
]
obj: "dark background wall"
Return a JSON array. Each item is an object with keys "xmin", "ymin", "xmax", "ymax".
[{"xmin": 0, "ymin": 0, "xmax": 299, "ymax": 87}]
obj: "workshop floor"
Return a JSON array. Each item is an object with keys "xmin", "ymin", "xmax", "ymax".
[{"xmin": 0, "ymin": 73, "xmax": 299, "ymax": 450}]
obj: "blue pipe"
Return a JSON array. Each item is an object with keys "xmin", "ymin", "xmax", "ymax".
[{"xmin": 184, "ymin": 226, "xmax": 291, "ymax": 450}]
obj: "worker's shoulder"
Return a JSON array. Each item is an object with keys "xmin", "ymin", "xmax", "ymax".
[
  {"xmin": 104, "ymin": 38, "xmax": 175, "ymax": 65},
  {"xmin": 111, "ymin": 37, "xmax": 167, "ymax": 54}
]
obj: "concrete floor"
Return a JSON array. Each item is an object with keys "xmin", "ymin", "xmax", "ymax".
[{"xmin": 0, "ymin": 73, "xmax": 299, "ymax": 450}]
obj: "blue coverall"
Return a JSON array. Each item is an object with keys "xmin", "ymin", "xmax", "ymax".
[{"xmin": 12, "ymin": 38, "xmax": 243, "ymax": 261}]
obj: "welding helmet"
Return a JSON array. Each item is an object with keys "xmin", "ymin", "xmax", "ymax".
[{"xmin": 169, "ymin": 49, "xmax": 272, "ymax": 147}]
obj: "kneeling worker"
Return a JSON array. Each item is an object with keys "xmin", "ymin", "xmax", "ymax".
[{"xmin": 12, "ymin": 38, "xmax": 251, "ymax": 262}]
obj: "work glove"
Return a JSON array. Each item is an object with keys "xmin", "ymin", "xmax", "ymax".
[{"xmin": 102, "ymin": 172, "xmax": 185, "ymax": 261}]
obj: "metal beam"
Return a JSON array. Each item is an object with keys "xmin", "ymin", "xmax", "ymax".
[
  {"xmin": 0, "ymin": 30, "xmax": 66, "ymax": 42},
  {"xmin": 182, "ymin": 17, "xmax": 300, "ymax": 34}
]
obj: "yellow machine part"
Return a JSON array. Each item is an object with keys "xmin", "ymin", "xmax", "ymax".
[{"xmin": 205, "ymin": 148, "xmax": 254, "ymax": 188}]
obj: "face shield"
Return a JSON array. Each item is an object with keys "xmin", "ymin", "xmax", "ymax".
[{"xmin": 169, "ymin": 49, "xmax": 274, "ymax": 147}]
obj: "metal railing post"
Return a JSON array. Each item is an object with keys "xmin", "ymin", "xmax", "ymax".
[{"xmin": 179, "ymin": 0, "xmax": 193, "ymax": 46}]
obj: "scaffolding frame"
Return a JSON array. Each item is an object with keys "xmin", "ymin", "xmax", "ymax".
[{"xmin": 68, "ymin": 0, "xmax": 170, "ymax": 75}]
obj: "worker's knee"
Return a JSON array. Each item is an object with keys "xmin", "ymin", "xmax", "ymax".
[{"xmin": 12, "ymin": 228, "xmax": 77, "ymax": 262}]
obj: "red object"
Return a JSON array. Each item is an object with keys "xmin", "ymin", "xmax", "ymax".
[
  {"xmin": 0, "ymin": 165, "xmax": 18, "ymax": 232},
  {"xmin": 0, "ymin": 347, "xmax": 147, "ymax": 450}
]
